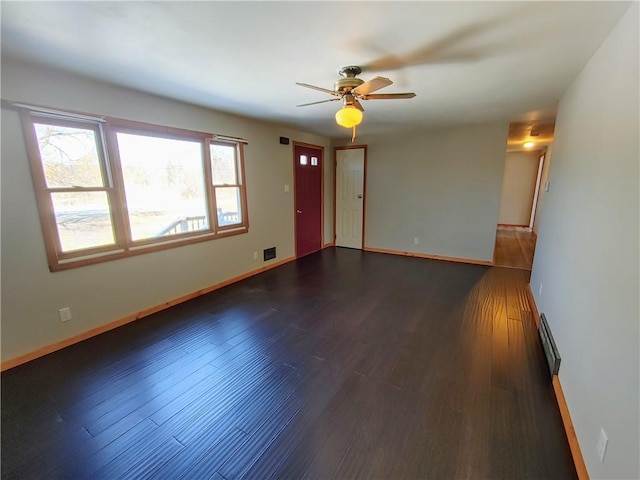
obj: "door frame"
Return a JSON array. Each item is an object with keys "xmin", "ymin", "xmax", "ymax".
[
  {"xmin": 292, "ymin": 141, "xmax": 324, "ymax": 258},
  {"xmin": 528, "ymin": 150, "xmax": 546, "ymax": 230},
  {"xmin": 333, "ymin": 145, "xmax": 368, "ymax": 249}
]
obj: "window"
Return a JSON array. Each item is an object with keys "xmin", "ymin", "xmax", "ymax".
[
  {"xmin": 210, "ymin": 142, "xmax": 244, "ymax": 228},
  {"xmin": 31, "ymin": 119, "xmax": 117, "ymax": 255},
  {"xmin": 21, "ymin": 109, "xmax": 248, "ymax": 271},
  {"xmin": 115, "ymin": 131, "xmax": 209, "ymax": 241}
]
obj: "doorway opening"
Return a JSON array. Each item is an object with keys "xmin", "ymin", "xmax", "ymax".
[{"xmin": 494, "ymin": 122, "xmax": 555, "ymax": 270}]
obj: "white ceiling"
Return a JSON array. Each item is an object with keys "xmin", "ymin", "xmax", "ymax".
[{"xmin": 0, "ymin": 1, "xmax": 631, "ymax": 139}]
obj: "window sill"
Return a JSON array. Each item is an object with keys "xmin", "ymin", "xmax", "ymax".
[{"xmin": 50, "ymin": 227, "xmax": 248, "ymax": 272}]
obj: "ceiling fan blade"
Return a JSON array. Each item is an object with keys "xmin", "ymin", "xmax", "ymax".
[
  {"xmin": 296, "ymin": 82, "xmax": 340, "ymax": 96},
  {"xmin": 353, "ymin": 98, "xmax": 365, "ymax": 112},
  {"xmin": 360, "ymin": 13, "xmax": 515, "ymax": 73},
  {"xmin": 296, "ymin": 98, "xmax": 341, "ymax": 107},
  {"xmin": 352, "ymin": 76, "xmax": 393, "ymax": 96},
  {"xmin": 361, "ymin": 93, "xmax": 416, "ymax": 100},
  {"xmin": 361, "ymin": 54, "xmax": 405, "ymax": 73}
]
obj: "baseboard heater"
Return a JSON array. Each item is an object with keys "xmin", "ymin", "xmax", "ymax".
[{"xmin": 539, "ymin": 313, "xmax": 561, "ymax": 376}]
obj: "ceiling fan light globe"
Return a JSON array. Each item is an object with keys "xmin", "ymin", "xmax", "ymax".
[{"xmin": 335, "ymin": 106, "xmax": 363, "ymax": 128}]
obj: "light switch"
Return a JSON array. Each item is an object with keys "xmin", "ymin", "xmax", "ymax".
[
  {"xmin": 284, "ymin": 185, "xmax": 290, "ymax": 193},
  {"xmin": 597, "ymin": 428, "xmax": 608, "ymax": 463}
]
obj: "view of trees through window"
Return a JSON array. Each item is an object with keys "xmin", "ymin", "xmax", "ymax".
[
  {"xmin": 211, "ymin": 143, "xmax": 242, "ymax": 226},
  {"xmin": 35, "ymin": 122, "xmax": 116, "ymax": 252},
  {"xmin": 117, "ymin": 133, "xmax": 209, "ymax": 241}
]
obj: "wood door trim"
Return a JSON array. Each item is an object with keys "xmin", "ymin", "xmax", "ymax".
[
  {"xmin": 333, "ymin": 149, "xmax": 340, "ymax": 248},
  {"xmin": 1, "ymin": 255, "xmax": 296, "ymax": 371},
  {"xmin": 292, "ymin": 142, "xmax": 324, "ymax": 258},
  {"xmin": 362, "ymin": 147, "xmax": 368, "ymax": 249},
  {"xmin": 525, "ymin": 284, "xmax": 590, "ymax": 480},
  {"xmin": 334, "ymin": 145, "xmax": 367, "ymax": 249}
]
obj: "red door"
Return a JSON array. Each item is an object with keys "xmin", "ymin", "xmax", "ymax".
[{"xmin": 294, "ymin": 144, "xmax": 323, "ymax": 258}]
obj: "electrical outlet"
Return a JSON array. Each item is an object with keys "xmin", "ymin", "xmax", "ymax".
[
  {"xmin": 597, "ymin": 428, "xmax": 608, "ymax": 463},
  {"xmin": 253, "ymin": 251, "xmax": 258, "ymax": 260},
  {"xmin": 539, "ymin": 282, "xmax": 543, "ymax": 296},
  {"xmin": 413, "ymin": 237, "xmax": 419, "ymax": 245},
  {"xmin": 59, "ymin": 307, "xmax": 72, "ymax": 323}
]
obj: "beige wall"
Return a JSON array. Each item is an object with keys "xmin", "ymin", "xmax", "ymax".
[
  {"xmin": 335, "ymin": 122, "xmax": 508, "ymax": 262},
  {"xmin": 498, "ymin": 151, "xmax": 540, "ymax": 226},
  {"xmin": 0, "ymin": 57, "xmax": 332, "ymax": 362},
  {"xmin": 530, "ymin": 3, "xmax": 639, "ymax": 478}
]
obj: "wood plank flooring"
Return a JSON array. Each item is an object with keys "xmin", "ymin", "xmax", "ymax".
[
  {"xmin": 1, "ymin": 248, "xmax": 576, "ymax": 479},
  {"xmin": 493, "ymin": 227, "xmax": 537, "ymax": 270}
]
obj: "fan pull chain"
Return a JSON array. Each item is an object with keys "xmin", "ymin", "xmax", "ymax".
[{"xmin": 352, "ymin": 125, "xmax": 357, "ymax": 143}]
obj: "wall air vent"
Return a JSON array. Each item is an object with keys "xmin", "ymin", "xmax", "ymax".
[
  {"xmin": 263, "ymin": 247, "xmax": 276, "ymax": 261},
  {"xmin": 539, "ymin": 313, "xmax": 561, "ymax": 376}
]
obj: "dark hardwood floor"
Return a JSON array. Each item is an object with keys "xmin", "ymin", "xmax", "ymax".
[{"xmin": 1, "ymin": 248, "xmax": 576, "ymax": 479}]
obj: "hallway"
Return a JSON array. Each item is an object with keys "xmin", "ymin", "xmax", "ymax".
[{"xmin": 493, "ymin": 227, "xmax": 537, "ymax": 270}]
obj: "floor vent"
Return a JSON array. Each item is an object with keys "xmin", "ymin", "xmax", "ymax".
[
  {"xmin": 539, "ymin": 313, "xmax": 561, "ymax": 376},
  {"xmin": 263, "ymin": 247, "xmax": 276, "ymax": 261}
]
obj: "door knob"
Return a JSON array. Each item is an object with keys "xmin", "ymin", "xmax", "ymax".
[
  {"xmin": 357, "ymin": 194, "xmax": 363, "ymax": 199},
  {"xmin": 296, "ymin": 209, "xmax": 302, "ymax": 214}
]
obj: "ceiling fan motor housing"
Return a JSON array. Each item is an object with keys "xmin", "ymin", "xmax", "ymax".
[
  {"xmin": 334, "ymin": 77, "xmax": 364, "ymax": 93},
  {"xmin": 335, "ymin": 66, "xmax": 364, "ymax": 93}
]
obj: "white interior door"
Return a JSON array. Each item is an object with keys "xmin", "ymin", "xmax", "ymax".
[
  {"xmin": 497, "ymin": 151, "xmax": 541, "ymax": 226},
  {"xmin": 335, "ymin": 147, "xmax": 365, "ymax": 249}
]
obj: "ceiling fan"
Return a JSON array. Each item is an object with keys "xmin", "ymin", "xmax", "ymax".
[{"xmin": 296, "ymin": 66, "xmax": 416, "ymax": 141}]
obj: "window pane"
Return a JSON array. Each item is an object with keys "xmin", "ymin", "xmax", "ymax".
[
  {"xmin": 34, "ymin": 123, "xmax": 104, "ymax": 188},
  {"xmin": 117, "ymin": 133, "xmax": 209, "ymax": 241},
  {"xmin": 215, "ymin": 187, "xmax": 242, "ymax": 227},
  {"xmin": 210, "ymin": 144, "xmax": 237, "ymax": 185},
  {"xmin": 300, "ymin": 155, "xmax": 308, "ymax": 166},
  {"xmin": 51, "ymin": 192, "xmax": 115, "ymax": 252},
  {"xmin": 311, "ymin": 156, "xmax": 318, "ymax": 166}
]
